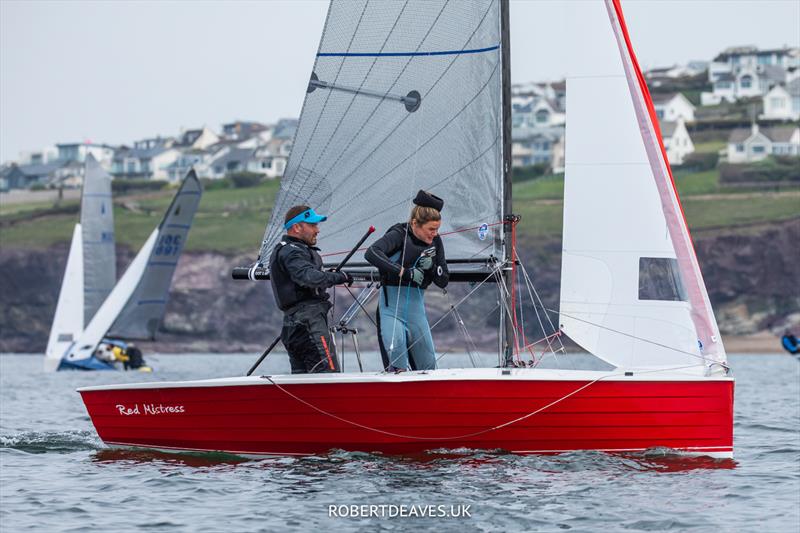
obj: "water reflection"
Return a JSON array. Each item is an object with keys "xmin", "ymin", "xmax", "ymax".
[
  {"xmin": 89, "ymin": 446, "xmax": 736, "ymax": 473},
  {"xmin": 92, "ymin": 448, "xmax": 248, "ymax": 467}
]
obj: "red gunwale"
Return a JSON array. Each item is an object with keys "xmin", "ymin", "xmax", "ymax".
[{"xmin": 78, "ymin": 368, "xmax": 734, "ymax": 459}]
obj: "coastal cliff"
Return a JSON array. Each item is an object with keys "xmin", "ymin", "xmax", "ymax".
[{"xmin": 1, "ymin": 217, "xmax": 797, "ymax": 353}]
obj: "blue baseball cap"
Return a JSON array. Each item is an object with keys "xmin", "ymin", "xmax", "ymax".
[{"xmin": 284, "ymin": 208, "xmax": 328, "ymax": 230}]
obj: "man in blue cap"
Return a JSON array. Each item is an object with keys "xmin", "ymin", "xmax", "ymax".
[{"xmin": 268, "ymin": 205, "xmax": 352, "ymax": 373}]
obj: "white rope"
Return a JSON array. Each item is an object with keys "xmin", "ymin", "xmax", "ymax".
[{"xmin": 263, "ymin": 363, "xmax": 703, "ymax": 442}]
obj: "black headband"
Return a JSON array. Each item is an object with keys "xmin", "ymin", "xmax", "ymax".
[{"xmin": 412, "ymin": 190, "xmax": 444, "ymax": 211}]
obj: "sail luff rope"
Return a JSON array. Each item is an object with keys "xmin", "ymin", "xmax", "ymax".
[{"xmin": 263, "ymin": 363, "xmax": 704, "ymax": 441}]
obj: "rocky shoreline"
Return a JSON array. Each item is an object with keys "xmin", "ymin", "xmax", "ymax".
[{"xmin": 2, "ymin": 217, "xmax": 798, "ymax": 355}]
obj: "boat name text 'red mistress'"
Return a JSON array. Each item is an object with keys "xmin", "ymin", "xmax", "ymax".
[{"xmin": 115, "ymin": 404, "xmax": 187, "ymax": 416}]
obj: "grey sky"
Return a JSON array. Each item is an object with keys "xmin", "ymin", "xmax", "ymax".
[{"xmin": 1, "ymin": 0, "xmax": 798, "ymax": 163}]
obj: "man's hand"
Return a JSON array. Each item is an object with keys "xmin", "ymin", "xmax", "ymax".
[
  {"xmin": 417, "ymin": 255, "xmax": 433, "ymax": 271},
  {"xmin": 337, "ymin": 271, "xmax": 354, "ymax": 286}
]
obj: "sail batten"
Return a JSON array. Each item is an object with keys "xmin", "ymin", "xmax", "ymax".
[{"xmin": 259, "ymin": 0, "xmax": 504, "ymax": 266}]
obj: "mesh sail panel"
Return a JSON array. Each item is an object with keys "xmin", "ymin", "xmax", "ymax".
[
  {"xmin": 107, "ymin": 172, "xmax": 202, "ymax": 340},
  {"xmin": 259, "ymin": 0, "xmax": 503, "ymax": 267},
  {"xmin": 81, "ymin": 155, "xmax": 115, "ymax": 324}
]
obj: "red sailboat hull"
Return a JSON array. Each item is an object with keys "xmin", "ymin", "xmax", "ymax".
[{"xmin": 78, "ymin": 370, "xmax": 734, "ymax": 458}]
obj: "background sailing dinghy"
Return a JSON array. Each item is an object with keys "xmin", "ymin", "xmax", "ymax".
[
  {"xmin": 44, "ymin": 159, "xmax": 202, "ymax": 371},
  {"xmin": 78, "ymin": 0, "xmax": 734, "ymax": 458}
]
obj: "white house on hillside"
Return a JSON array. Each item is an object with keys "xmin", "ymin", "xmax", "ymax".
[
  {"xmin": 702, "ymin": 46, "xmax": 798, "ymax": 105},
  {"xmin": 727, "ymin": 123, "xmax": 800, "ymax": 163},
  {"xmin": 659, "ymin": 119, "xmax": 694, "ymax": 166},
  {"xmin": 512, "ymin": 96, "xmax": 565, "ymax": 132},
  {"xmin": 702, "ymin": 65, "xmax": 786, "ymax": 105},
  {"xmin": 653, "ymin": 93, "xmax": 696, "ymax": 122},
  {"xmin": 56, "ymin": 143, "xmax": 115, "ymax": 168},
  {"xmin": 112, "ymin": 137, "xmax": 180, "ymax": 181},
  {"xmin": 708, "ymin": 46, "xmax": 800, "ymax": 81},
  {"xmin": 761, "ymin": 78, "xmax": 800, "ymax": 121},
  {"xmin": 511, "ymin": 126, "xmax": 564, "ymax": 169},
  {"xmin": 174, "ymin": 127, "xmax": 220, "ymax": 150}
]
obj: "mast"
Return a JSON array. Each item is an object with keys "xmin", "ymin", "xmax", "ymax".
[{"xmin": 500, "ymin": 0, "xmax": 515, "ymax": 366}]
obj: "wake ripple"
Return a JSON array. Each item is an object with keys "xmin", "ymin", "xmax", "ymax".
[{"xmin": 0, "ymin": 430, "xmax": 102, "ymax": 454}]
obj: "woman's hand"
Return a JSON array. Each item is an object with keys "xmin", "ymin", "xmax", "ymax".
[{"xmin": 417, "ymin": 255, "xmax": 433, "ymax": 270}]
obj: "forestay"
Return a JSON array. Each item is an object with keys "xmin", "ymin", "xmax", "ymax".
[
  {"xmin": 559, "ymin": 0, "xmax": 726, "ymax": 370},
  {"xmin": 81, "ymin": 155, "xmax": 116, "ymax": 325},
  {"xmin": 106, "ymin": 171, "xmax": 203, "ymax": 340},
  {"xmin": 258, "ymin": 0, "xmax": 504, "ymax": 268}
]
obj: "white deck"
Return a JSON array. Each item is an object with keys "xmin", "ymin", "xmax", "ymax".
[{"xmin": 77, "ymin": 365, "xmax": 733, "ymax": 392}]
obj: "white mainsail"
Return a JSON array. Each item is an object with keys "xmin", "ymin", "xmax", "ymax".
[
  {"xmin": 258, "ymin": 0, "xmax": 504, "ymax": 268},
  {"xmin": 558, "ymin": 0, "xmax": 726, "ymax": 370},
  {"xmin": 44, "ymin": 224, "xmax": 84, "ymax": 372},
  {"xmin": 81, "ymin": 154, "xmax": 116, "ymax": 325}
]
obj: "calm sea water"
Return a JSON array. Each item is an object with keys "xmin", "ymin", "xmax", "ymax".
[{"xmin": 1, "ymin": 353, "xmax": 798, "ymax": 532}]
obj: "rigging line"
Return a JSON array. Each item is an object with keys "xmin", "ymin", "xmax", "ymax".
[
  {"xmin": 447, "ymin": 292, "xmax": 484, "ymax": 368},
  {"xmin": 322, "ymin": 135, "xmax": 500, "ymax": 241},
  {"xmin": 307, "ymin": 4, "xmax": 498, "ymax": 219},
  {"xmin": 303, "ymin": 0, "xmax": 413, "ymax": 180},
  {"xmin": 517, "ymin": 251, "xmax": 566, "ymax": 355},
  {"xmin": 319, "ymin": 217, "xmax": 498, "ymax": 258},
  {"xmin": 297, "ymin": 0, "xmax": 449, "ymax": 205},
  {"xmin": 341, "ymin": 285, "xmax": 378, "ymax": 327},
  {"xmin": 515, "ymin": 252, "xmax": 562, "ymax": 359},
  {"xmin": 328, "ymin": 57, "xmax": 501, "ymax": 218},
  {"xmin": 493, "ymin": 266, "xmax": 524, "ymax": 364},
  {"xmin": 546, "ymin": 307, "xmax": 728, "ymax": 369},
  {"xmin": 263, "ymin": 363, "xmax": 703, "ymax": 442}
]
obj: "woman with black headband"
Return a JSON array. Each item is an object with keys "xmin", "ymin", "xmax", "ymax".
[{"xmin": 365, "ymin": 190, "xmax": 450, "ymax": 371}]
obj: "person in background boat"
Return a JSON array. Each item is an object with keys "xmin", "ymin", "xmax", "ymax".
[
  {"xmin": 94, "ymin": 339, "xmax": 151, "ymax": 371},
  {"xmin": 365, "ymin": 190, "xmax": 449, "ymax": 372},
  {"xmin": 781, "ymin": 330, "xmax": 799, "ymax": 355},
  {"xmin": 269, "ymin": 205, "xmax": 352, "ymax": 374}
]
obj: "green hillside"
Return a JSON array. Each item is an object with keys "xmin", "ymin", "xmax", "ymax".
[{"xmin": 1, "ymin": 168, "xmax": 798, "ymax": 253}]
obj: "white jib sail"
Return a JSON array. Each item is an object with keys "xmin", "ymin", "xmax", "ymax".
[
  {"xmin": 44, "ymin": 224, "xmax": 84, "ymax": 372},
  {"xmin": 558, "ymin": 0, "xmax": 725, "ymax": 371},
  {"xmin": 64, "ymin": 229, "xmax": 159, "ymax": 364}
]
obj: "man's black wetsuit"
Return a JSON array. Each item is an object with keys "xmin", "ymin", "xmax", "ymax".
[{"xmin": 269, "ymin": 235, "xmax": 349, "ymax": 373}]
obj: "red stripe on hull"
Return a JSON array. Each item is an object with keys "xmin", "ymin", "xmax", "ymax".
[{"xmin": 79, "ymin": 379, "xmax": 734, "ymax": 457}]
